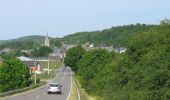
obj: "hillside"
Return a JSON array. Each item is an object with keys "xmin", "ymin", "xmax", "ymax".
[
  {"xmin": 0, "ymin": 35, "xmax": 49, "ymax": 50},
  {"xmin": 62, "ymin": 24, "xmax": 157, "ymax": 47},
  {"xmin": 17, "ymin": 35, "xmax": 46, "ymax": 42},
  {"xmin": 65, "ymin": 20, "xmax": 170, "ymax": 100},
  {"xmin": 0, "ymin": 24, "xmax": 157, "ymax": 50}
]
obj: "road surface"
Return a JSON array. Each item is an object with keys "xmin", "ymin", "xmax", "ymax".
[{"xmin": 1, "ymin": 66, "xmax": 72, "ymax": 100}]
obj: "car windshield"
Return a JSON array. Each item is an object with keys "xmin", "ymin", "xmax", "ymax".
[{"xmin": 50, "ymin": 84, "xmax": 59, "ymax": 87}]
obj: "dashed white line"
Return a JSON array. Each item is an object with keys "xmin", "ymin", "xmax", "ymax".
[{"xmin": 43, "ymin": 92, "xmax": 46, "ymax": 95}]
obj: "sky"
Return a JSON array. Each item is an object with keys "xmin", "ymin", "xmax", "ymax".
[{"xmin": 0, "ymin": 0, "xmax": 170, "ymax": 40}]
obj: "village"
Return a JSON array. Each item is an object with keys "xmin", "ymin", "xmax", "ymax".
[{"xmin": 0, "ymin": 33, "xmax": 126, "ymax": 79}]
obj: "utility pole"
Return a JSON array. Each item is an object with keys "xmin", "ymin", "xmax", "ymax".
[
  {"xmin": 34, "ymin": 59, "xmax": 37, "ymax": 85},
  {"xmin": 34, "ymin": 71, "xmax": 36, "ymax": 85},
  {"xmin": 48, "ymin": 57, "xmax": 50, "ymax": 75}
]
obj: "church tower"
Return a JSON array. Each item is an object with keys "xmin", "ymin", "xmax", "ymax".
[{"xmin": 45, "ymin": 33, "xmax": 50, "ymax": 47}]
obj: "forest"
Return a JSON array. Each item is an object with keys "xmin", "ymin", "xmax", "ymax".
[
  {"xmin": 64, "ymin": 20, "xmax": 170, "ymax": 100},
  {"xmin": 62, "ymin": 24, "xmax": 156, "ymax": 47}
]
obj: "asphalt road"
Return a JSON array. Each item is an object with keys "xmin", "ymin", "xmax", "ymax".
[{"xmin": 1, "ymin": 66, "xmax": 72, "ymax": 100}]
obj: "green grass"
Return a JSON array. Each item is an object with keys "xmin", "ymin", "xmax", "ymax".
[
  {"xmin": 69, "ymin": 78, "xmax": 78, "ymax": 100},
  {"xmin": 37, "ymin": 61, "xmax": 63, "ymax": 80},
  {"xmin": 74, "ymin": 75, "xmax": 96, "ymax": 100}
]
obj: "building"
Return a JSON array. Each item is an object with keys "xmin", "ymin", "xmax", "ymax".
[
  {"xmin": 114, "ymin": 47, "xmax": 126, "ymax": 53},
  {"xmin": 49, "ymin": 47, "xmax": 66, "ymax": 61},
  {"xmin": 0, "ymin": 48, "xmax": 13, "ymax": 54},
  {"xmin": 45, "ymin": 33, "xmax": 50, "ymax": 47},
  {"xmin": 17, "ymin": 56, "xmax": 33, "ymax": 61},
  {"xmin": 22, "ymin": 61, "xmax": 41, "ymax": 74}
]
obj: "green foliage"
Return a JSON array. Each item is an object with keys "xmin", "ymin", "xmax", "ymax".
[
  {"xmin": 77, "ymin": 49, "xmax": 114, "ymax": 94},
  {"xmin": 62, "ymin": 24, "xmax": 156, "ymax": 47},
  {"xmin": 104, "ymin": 20, "xmax": 170, "ymax": 100},
  {"xmin": 0, "ymin": 58, "xmax": 31, "ymax": 92},
  {"xmin": 0, "ymin": 35, "xmax": 51, "ymax": 50},
  {"xmin": 50, "ymin": 39, "xmax": 62, "ymax": 47},
  {"xmin": 73, "ymin": 20, "xmax": 170, "ymax": 100},
  {"xmin": 64, "ymin": 45, "xmax": 85, "ymax": 73},
  {"xmin": 32, "ymin": 46, "xmax": 53, "ymax": 57},
  {"xmin": 1, "ymin": 40, "xmax": 34, "ymax": 50}
]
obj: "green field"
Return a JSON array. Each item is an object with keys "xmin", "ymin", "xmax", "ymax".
[{"xmin": 37, "ymin": 61, "xmax": 63, "ymax": 80}]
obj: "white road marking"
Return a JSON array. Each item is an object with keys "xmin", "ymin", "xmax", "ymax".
[
  {"xmin": 76, "ymin": 85, "xmax": 81, "ymax": 100},
  {"xmin": 60, "ymin": 67, "xmax": 67, "ymax": 82},
  {"xmin": 50, "ymin": 67, "xmax": 63, "ymax": 83},
  {"xmin": 35, "ymin": 95, "xmax": 39, "ymax": 99},
  {"xmin": 66, "ymin": 71, "xmax": 73, "ymax": 100}
]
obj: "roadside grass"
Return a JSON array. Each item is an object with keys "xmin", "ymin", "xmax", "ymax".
[
  {"xmin": 73, "ymin": 75, "xmax": 96, "ymax": 100},
  {"xmin": 69, "ymin": 78, "xmax": 78, "ymax": 100},
  {"xmin": 37, "ymin": 61, "xmax": 63, "ymax": 80}
]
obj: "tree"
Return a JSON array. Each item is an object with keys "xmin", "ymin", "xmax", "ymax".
[
  {"xmin": 50, "ymin": 39, "xmax": 62, "ymax": 47},
  {"xmin": 64, "ymin": 45, "xmax": 85, "ymax": 73},
  {"xmin": 74, "ymin": 19, "xmax": 170, "ymax": 100},
  {"xmin": 0, "ymin": 58, "xmax": 31, "ymax": 92},
  {"xmin": 32, "ymin": 46, "xmax": 53, "ymax": 57},
  {"xmin": 77, "ymin": 49, "xmax": 114, "ymax": 95}
]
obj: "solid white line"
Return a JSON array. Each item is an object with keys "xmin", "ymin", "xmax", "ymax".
[
  {"xmin": 66, "ymin": 71, "xmax": 72, "ymax": 100},
  {"xmin": 76, "ymin": 85, "xmax": 81, "ymax": 100}
]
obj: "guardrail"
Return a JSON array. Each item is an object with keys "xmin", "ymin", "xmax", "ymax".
[{"xmin": 0, "ymin": 81, "xmax": 46, "ymax": 98}]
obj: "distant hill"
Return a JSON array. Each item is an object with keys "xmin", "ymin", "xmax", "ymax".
[
  {"xmin": 0, "ymin": 35, "xmax": 54, "ymax": 44},
  {"xmin": 0, "ymin": 24, "xmax": 157, "ymax": 49},
  {"xmin": 0, "ymin": 35, "xmax": 53, "ymax": 50},
  {"xmin": 17, "ymin": 35, "xmax": 46, "ymax": 41},
  {"xmin": 62, "ymin": 24, "xmax": 157, "ymax": 47}
]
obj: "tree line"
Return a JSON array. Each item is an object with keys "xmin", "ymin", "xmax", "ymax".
[
  {"xmin": 0, "ymin": 38, "xmax": 61, "ymax": 57},
  {"xmin": 64, "ymin": 20, "xmax": 170, "ymax": 100},
  {"xmin": 62, "ymin": 24, "xmax": 157, "ymax": 47}
]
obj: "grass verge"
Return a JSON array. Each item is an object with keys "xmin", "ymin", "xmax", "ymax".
[
  {"xmin": 69, "ymin": 77, "xmax": 78, "ymax": 100},
  {"xmin": 73, "ymin": 75, "xmax": 96, "ymax": 100}
]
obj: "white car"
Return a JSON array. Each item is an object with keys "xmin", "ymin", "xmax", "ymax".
[{"xmin": 47, "ymin": 83, "xmax": 62, "ymax": 94}]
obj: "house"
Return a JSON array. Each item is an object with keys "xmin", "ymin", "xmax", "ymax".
[
  {"xmin": 17, "ymin": 56, "xmax": 34, "ymax": 61},
  {"xmin": 114, "ymin": 47, "xmax": 126, "ymax": 53},
  {"xmin": 22, "ymin": 61, "xmax": 41, "ymax": 74},
  {"xmin": 99, "ymin": 46, "xmax": 114, "ymax": 52},
  {"xmin": 63, "ymin": 44, "xmax": 77, "ymax": 50},
  {"xmin": 1, "ymin": 48, "xmax": 13, "ymax": 53},
  {"xmin": 49, "ymin": 47, "xmax": 66, "ymax": 61}
]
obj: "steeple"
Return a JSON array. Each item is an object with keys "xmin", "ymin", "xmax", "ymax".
[{"xmin": 45, "ymin": 32, "xmax": 50, "ymax": 47}]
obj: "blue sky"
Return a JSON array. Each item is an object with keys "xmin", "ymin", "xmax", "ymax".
[{"xmin": 0, "ymin": 0, "xmax": 170, "ymax": 40}]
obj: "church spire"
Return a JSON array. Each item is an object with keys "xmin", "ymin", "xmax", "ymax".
[{"xmin": 45, "ymin": 32, "xmax": 50, "ymax": 47}]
